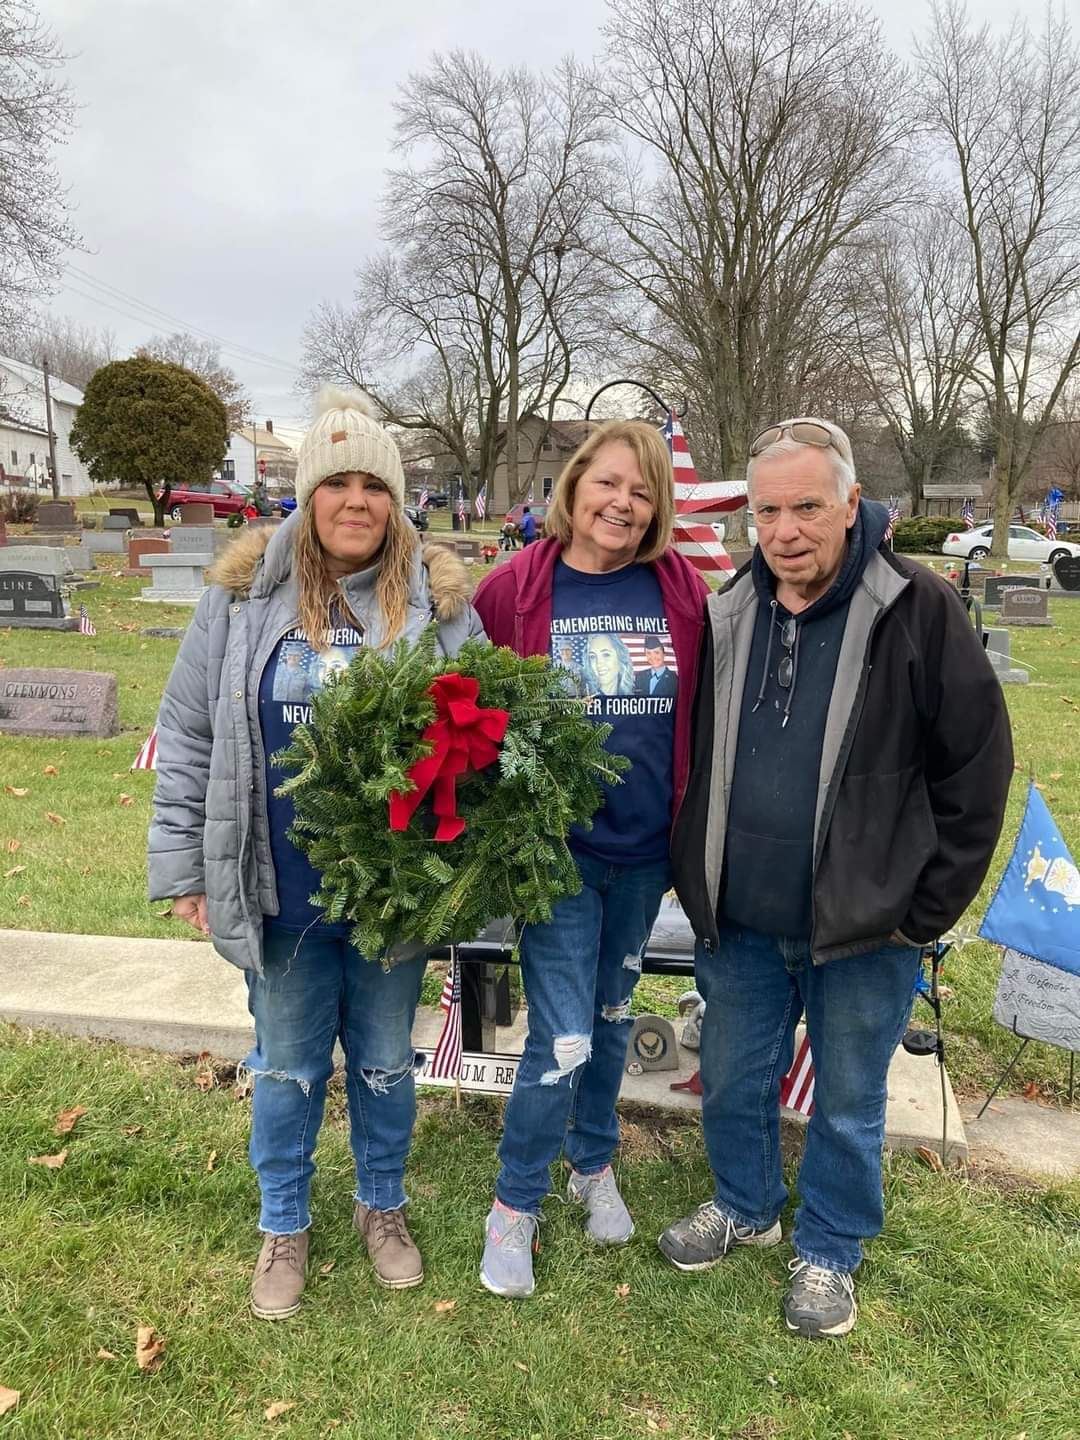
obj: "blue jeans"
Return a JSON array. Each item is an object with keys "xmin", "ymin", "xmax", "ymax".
[
  {"xmin": 696, "ymin": 925, "xmax": 921, "ymax": 1274},
  {"xmin": 243, "ymin": 923, "xmax": 426, "ymax": 1234},
  {"xmin": 496, "ymin": 851, "xmax": 670, "ymax": 1213}
]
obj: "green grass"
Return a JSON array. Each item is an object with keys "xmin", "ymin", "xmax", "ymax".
[
  {"xmin": 0, "ymin": 1025, "xmax": 1077, "ymax": 1440},
  {"xmin": 2, "ymin": 556, "xmax": 1079, "ymax": 1100}
]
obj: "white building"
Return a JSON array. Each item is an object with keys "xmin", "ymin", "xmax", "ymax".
[
  {"xmin": 0, "ymin": 355, "xmax": 92, "ymax": 496},
  {"xmin": 223, "ymin": 421, "xmax": 298, "ymax": 493}
]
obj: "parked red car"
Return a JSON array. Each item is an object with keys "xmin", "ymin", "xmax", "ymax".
[
  {"xmin": 506, "ymin": 502, "xmax": 549, "ymax": 526},
  {"xmin": 163, "ymin": 479, "xmax": 252, "ymax": 519}
]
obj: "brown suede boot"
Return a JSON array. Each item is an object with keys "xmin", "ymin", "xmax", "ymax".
[
  {"xmin": 250, "ymin": 1230, "xmax": 310, "ymax": 1320},
  {"xmin": 353, "ymin": 1203, "xmax": 423, "ymax": 1289}
]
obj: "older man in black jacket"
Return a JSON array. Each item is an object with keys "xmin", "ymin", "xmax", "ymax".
[{"xmin": 660, "ymin": 418, "xmax": 1012, "ymax": 1340}]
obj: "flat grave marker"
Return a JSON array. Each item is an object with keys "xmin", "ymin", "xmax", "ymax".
[{"xmin": 0, "ymin": 667, "xmax": 118, "ymax": 738}]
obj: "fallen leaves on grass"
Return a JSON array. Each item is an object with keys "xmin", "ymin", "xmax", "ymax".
[
  {"xmin": 615, "ymin": 1283, "xmax": 631, "ymax": 1300},
  {"xmin": 319, "ymin": 1261, "xmax": 336, "ymax": 1276},
  {"xmin": 15, "ymin": 894, "xmax": 30, "ymax": 907},
  {"xmin": 42, "ymin": 765, "xmax": 59, "ymax": 777},
  {"xmin": 135, "ymin": 1326, "xmax": 166, "ymax": 1372},
  {"xmin": 0, "ymin": 1387, "xmax": 19, "ymax": 1415},
  {"xmin": 264, "ymin": 1401, "xmax": 295, "ymax": 1422},
  {"xmin": 96, "ymin": 1349, "xmax": 117, "ymax": 1361},
  {"xmin": 194, "ymin": 1070, "xmax": 215, "ymax": 1093},
  {"xmin": 121, "ymin": 1124, "xmax": 143, "ymax": 1137},
  {"xmin": 3, "ymin": 865, "xmax": 25, "ymax": 879},
  {"xmin": 1023, "ymin": 1080, "xmax": 1041, "ymax": 1101},
  {"xmin": 118, "ymin": 793, "xmax": 135, "ymax": 807},
  {"xmin": 44, "ymin": 811, "xmax": 65, "ymax": 826},
  {"xmin": 915, "ymin": 1146, "xmax": 945, "ymax": 1173},
  {"xmin": 54, "ymin": 1105, "xmax": 87, "ymax": 1134},
  {"xmin": 4, "ymin": 838, "xmax": 20, "ymax": 852},
  {"xmin": 156, "ymin": 906, "xmax": 173, "ymax": 919},
  {"xmin": 4, "ymin": 786, "xmax": 28, "ymax": 797},
  {"xmin": 513, "ymin": 1361, "xmax": 529, "ymax": 1374},
  {"xmin": 28, "ymin": 1149, "xmax": 68, "ymax": 1169},
  {"xmin": 206, "ymin": 1149, "xmax": 218, "ymax": 1173},
  {"xmin": 433, "ymin": 1299, "xmax": 457, "ymax": 1314}
]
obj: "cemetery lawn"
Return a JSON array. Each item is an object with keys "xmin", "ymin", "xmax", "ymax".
[
  {"xmin": 2, "ymin": 560, "xmax": 1080, "ymax": 1101},
  {"xmin": 1, "ymin": 1024, "xmax": 1078, "ymax": 1440}
]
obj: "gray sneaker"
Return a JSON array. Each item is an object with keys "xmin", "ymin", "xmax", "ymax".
[
  {"xmin": 480, "ymin": 1201, "xmax": 540, "ymax": 1298},
  {"xmin": 784, "ymin": 1257, "xmax": 857, "ymax": 1338},
  {"xmin": 658, "ymin": 1200, "xmax": 782, "ymax": 1272},
  {"xmin": 567, "ymin": 1166, "xmax": 635, "ymax": 1245},
  {"xmin": 250, "ymin": 1230, "xmax": 309, "ymax": 1320}
]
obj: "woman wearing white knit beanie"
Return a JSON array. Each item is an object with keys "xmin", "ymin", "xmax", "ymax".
[{"xmin": 149, "ymin": 386, "xmax": 485, "ymax": 1317}]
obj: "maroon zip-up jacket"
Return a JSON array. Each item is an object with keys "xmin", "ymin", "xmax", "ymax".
[{"xmin": 472, "ymin": 538, "xmax": 709, "ymax": 818}]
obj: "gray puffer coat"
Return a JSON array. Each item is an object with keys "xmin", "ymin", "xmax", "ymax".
[{"xmin": 147, "ymin": 513, "xmax": 486, "ymax": 973}]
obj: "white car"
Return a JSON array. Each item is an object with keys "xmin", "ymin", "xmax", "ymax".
[{"xmin": 942, "ymin": 523, "xmax": 1080, "ymax": 565}]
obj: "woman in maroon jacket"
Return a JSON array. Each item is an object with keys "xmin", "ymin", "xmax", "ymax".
[{"xmin": 472, "ymin": 420, "xmax": 709, "ymax": 1298}]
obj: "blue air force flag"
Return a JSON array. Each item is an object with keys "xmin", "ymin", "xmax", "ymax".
[{"xmin": 980, "ymin": 782, "xmax": 1080, "ymax": 977}]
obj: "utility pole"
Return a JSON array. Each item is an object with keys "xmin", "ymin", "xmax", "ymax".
[
  {"xmin": 42, "ymin": 357, "xmax": 60, "ymax": 500},
  {"xmin": 250, "ymin": 418, "xmax": 258, "ymax": 490}
]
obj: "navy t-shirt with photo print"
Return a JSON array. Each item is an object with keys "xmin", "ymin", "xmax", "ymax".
[
  {"xmin": 550, "ymin": 558, "xmax": 676, "ymax": 865},
  {"xmin": 258, "ymin": 618, "xmax": 364, "ymax": 932}
]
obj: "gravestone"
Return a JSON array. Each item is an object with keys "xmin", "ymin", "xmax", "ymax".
[
  {"xmin": 173, "ymin": 502, "xmax": 214, "ymax": 525},
  {"xmin": 1052, "ymin": 554, "xmax": 1080, "ymax": 593},
  {"xmin": 993, "ymin": 948, "xmax": 1080, "ymax": 1055},
  {"xmin": 0, "ymin": 547, "xmax": 77, "ymax": 630},
  {"xmin": 1000, "ymin": 587, "xmax": 1052, "ymax": 627},
  {"xmin": 624, "ymin": 1015, "xmax": 680, "ymax": 1074},
  {"xmin": 138, "ymin": 552, "xmax": 211, "ymax": 604},
  {"xmin": 102, "ymin": 513, "xmax": 131, "ymax": 532},
  {"xmin": 140, "ymin": 625, "xmax": 186, "ymax": 638},
  {"xmin": 125, "ymin": 536, "xmax": 170, "ymax": 576},
  {"xmin": 74, "ymin": 530, "xmax": 127, "ymax": 568},
  {"xmin": 0, "ymin": 667, "xmax": 118, "ymax": 738},
  {"xmin": 109, "ymin": 507, "xmax": 142, "ymax": 527},
  {"xmin": 984, "ymin": 574, "xmax": 1043, "ymax": 608},
  {"xmin": 36, "ymin": 499, "xmax": 79, "ymax": 532},
  {"xmin": 983, "ymin": 626, "xmax": 1028, "ymax": 685},
  {"xmin": 170, "ymin": 524, "xmax": 216, "ymax": 554}
]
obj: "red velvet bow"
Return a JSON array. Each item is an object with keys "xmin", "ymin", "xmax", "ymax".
[{"xmin": 388, "ymin": 673, "xmax": 510, "ymax": 843}]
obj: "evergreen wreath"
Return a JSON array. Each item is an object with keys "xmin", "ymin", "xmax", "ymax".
[{"xmin": 272, "ymin": 627, "xmax": 629, "ymax": 959}]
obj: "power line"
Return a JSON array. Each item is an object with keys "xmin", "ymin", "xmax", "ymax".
[{"xmin": 59, "ymin": 265, "xmax": 302, "ymax": 376}]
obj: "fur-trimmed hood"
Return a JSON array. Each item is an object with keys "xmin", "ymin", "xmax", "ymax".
[{"xmin": 207, "ymin": 512, "xmax": 472, "ymax": 622}]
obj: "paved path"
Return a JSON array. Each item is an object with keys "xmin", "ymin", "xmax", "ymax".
[{"xmin": 0, "ymin": 927, "xmax": 984, "ymax": 1165}]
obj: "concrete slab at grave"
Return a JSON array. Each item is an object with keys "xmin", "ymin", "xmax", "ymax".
[
  {"xmin": 0, "ymin": 668, "xmax": 118, "ymax": 738},
  {"xmin": 0, "ymin": 547, "xmax": 78, "ymax": 629},
  {"xmin": 138, "ymin": 551, "xmax": 211, "ymax": 603},
  {"xmin": 1000, "ymin": 587, "xmax": 1053, "ymax": 626}
]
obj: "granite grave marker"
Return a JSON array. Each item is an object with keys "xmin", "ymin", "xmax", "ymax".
[{"xmin": 0, "ymin": 667, "xmax": 118, "ymax": 738}]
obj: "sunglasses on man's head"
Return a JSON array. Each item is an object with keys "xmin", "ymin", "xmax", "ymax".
[{"xmin": 749, "ymin": 421, "xmax": 842, "ymax": 458}]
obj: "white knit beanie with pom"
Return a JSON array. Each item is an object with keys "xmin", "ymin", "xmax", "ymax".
[{"xmin": 294, "ymin": 386, "xmax": 406, "ymax": 510}]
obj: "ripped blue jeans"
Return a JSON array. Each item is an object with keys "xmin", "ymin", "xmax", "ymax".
[
  {"xmin": 495, "ymin": 851, "xmax": 670, "ymax": 1214},
  {"xmin": 244, "ymin": 922, "xmax": 426, "ymax": 1234}
]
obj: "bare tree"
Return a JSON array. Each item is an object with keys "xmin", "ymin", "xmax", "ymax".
[
  {"xmin": 0, "ymin": 1, "xmax": 78, "ymax": 329},
  {"xmin": 1029, "ymin": 383, "xmax": 1080, "ymax": 499},
  {"xmin": 917, "ymin": 2, "xmax": 1080, "ymax": 558},
  {"xmin": 136, "ymin": 332, "xmax": 251, "ymax": 431},
  {"xmin": 847, "ymin": 209, "xmax": 981, "ymax": 513},
  {"xmin": 596, "ymin": 0, "xmax": 912, "ymax": 537},
  {"xmin": 302, "ymin": 53, "xmax": 609, "ymax": 506},
  {"xmin": 2, "ymin": 312, "xmax": 116, "ymax": 389}
]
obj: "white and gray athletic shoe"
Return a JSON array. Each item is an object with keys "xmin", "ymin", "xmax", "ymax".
[
  {"xmin": 783, "ymin": 1257, "xmax": 857, "ymax": 1338},
  {"xmin": 567, "ymin": 1166, "xmax": 635, "ymax": 1245},
  {"xmin": 658, "ymin": 1200, "xmax": 782, "ymax": 1271},
  {"xmin": 480, "ymin": 1201, "xmax": 540, "ymax": 1299}
]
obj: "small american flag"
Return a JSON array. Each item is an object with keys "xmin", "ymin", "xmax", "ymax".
[
  {"xmin": 418, "ymin": 485, "xmax": 429, "ymax": 509},
  {"xmin": 131, "ymin": 725, "xmax": 159, "ymax": 771},
  {"xmin": 779, "ymin": 1033, "xmax": 815, "ymax": 1117},
  {"xmin": 961, "ymin": 497, "xmax": 975, "ymax": 530},
  {"xmin": 457, "ymin": 487, "xmax": 466, "ymax": 524},
  {"xmin": 474, "ymin": 486, "xmax": 487, "ymax": 521},
  {"xmin": 430, "ymin": 953, "xmax": 462, "ymax": 1080},
  {"xmin": 527, "ymin": 484, "xmax": 534, "ymax": 505},
  {"xmin": 78, "ymin": 604, "xmax": 96, "ymax": 636},
  {"xmin": 884, "ymin": 497, "xmax": 901, "ymax": 543},
  {"xmin": 1046, "ymin": 507, "xmax": 1058, "ymax": 542}
]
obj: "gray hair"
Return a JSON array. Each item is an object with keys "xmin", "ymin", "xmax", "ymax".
[{"xmin": 746, "ymin": 417, "xmax": 857, "ymax": 502}]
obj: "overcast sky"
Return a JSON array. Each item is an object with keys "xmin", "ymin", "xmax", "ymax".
[{"xmin": 38, "ymin": 0, "xmax": 1023, "ymax": 437}]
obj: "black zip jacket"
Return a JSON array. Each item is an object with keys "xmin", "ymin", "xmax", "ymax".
[{"xmin": 670, "ymin": 546, "xmax": 1014, "ymax": 963}]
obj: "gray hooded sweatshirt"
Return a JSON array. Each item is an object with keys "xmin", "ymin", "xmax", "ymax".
[{"xmin": 147, "ymin": 512, "xmax": 486, "ymax": 973}]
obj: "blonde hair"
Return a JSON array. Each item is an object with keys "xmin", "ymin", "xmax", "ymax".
[
  {"xmin": 544, "ymin": 420, "xmax": 675, "ymax": 563},
  {"xmin": 294, "ymin": 497, "xmax": 416, "ymax": 650}
]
